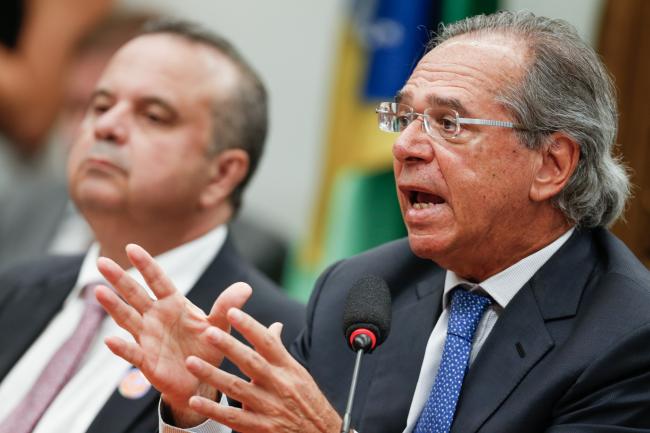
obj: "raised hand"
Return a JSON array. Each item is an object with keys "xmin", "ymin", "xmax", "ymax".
[
  {"xmin": 31, "ymin": 0, "xmax": 115, "ymax": 40},
  {"xmin": 185, "ymin": 308, "xmax": 342, "ymax": 433},
  {"xmin": 95, "ymin": 243, "xmax": 252, "ymax": 427}
]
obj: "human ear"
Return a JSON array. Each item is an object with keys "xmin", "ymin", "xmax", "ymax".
[
  {"xmin": 199, "ymin": 148, "xmax": 249, "ymax": 209},
  {"xmin": 529, "ymin": 133, "xmax": 580, "ymax": 202}
]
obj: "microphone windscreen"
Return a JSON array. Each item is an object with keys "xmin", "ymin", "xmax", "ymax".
[{"xmin": 342, "ymin": 275, "xmax": 392, "ymax": 349}]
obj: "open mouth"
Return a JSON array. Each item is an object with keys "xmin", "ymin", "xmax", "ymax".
[{"xmin": 408, "ymin": 190, "xmax": 446, "ymax": 209}]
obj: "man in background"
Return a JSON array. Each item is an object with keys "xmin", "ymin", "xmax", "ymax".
[
  {"xmin": 0, "ymin": 19, "xmax": 304, "ymax": 433},
  {"xmin": 0, "ymin": 11, "xmax": 289, "ymax": 282}
]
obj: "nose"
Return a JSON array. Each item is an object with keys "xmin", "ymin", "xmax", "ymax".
[
  {"xmin": 392, "ymin": 117, "xmax": 435, "ymax": 164},
  {"xmin": 93, "ymin": 103, "xmax": 129, "ymax": 144}
]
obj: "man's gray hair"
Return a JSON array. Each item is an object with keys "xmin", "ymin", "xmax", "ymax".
[
  {"xmin": 431, "ymin": 11, "xmax": 630, "ymax": 228},
  {"xmin": 141, "ymin": 18, "xmax": 268, "ymax": 211}
]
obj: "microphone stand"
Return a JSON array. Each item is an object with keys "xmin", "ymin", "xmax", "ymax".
[{"xmin": 340, "ymin": 334, "xmax": 372, "ymax": 433}]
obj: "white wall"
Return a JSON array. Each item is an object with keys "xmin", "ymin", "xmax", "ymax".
[
  {"xmin": 502, "ymin": 0, "xmax": 605, "ymax": 45},
  {"xmin": 120, "ymin": 0, "xmax": 345, "ymax": 240}
]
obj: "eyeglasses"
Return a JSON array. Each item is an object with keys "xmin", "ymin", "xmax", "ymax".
[{"xmin": 375, "ymin": 102, "xmax": 526, "ymax": 143}]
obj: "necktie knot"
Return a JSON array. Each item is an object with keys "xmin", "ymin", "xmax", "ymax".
[
  {"xmin": 82, "ymin": 281, "xmax": 103, "ymax": 301},
  {"xmin": 447, "ymin": 288, "xmax": 492, "ymax": 342}
]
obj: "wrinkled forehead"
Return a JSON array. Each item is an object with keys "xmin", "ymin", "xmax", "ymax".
[
  {"xmin": 434, "ymin": 31, "xmax": 530, "ymax": 62},
  {"xmin": 397, "ymin": 33, "xmax": 529, "ymax": 112}
]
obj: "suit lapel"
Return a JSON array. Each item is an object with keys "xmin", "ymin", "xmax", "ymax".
[
  {"xmin": 451, "ymin": 229, "xmax": 596, "ymax": 433},
  {"xmin": 360, "ymin": 269, "xmax": 445, "ymax": 433},
  {"xmin": 451, "ymin": 285, "xmax": 553, "ymax": 433},
  {"xmin": 0, "ymin": 262, "xmax": 80, "ymax": 381}
]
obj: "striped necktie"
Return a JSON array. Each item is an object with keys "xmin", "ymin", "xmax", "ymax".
[{"xmin": 0, "ymin": 283, "xmax": 106, "ymax": 433}]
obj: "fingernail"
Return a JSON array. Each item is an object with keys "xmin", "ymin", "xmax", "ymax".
[
  {"xmin": 97, "ymin": 257, "xmax": 116, "ymax": 271},
  {"xmin": 206, "ymin": 327, "xmax": 222, "ymax": 342},
  {"xmin": 186, "ymin": 356, "xmax": 200, "ymax": 369},
  {"xmin": 229, "ymin": 308, "xmax": 243, "ymax": 322},
  {"xmin": 126, "ymin": 244, "xmax": 143, "ymax": 259}
]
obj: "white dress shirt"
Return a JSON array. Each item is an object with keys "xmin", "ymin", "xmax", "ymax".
[
  {"xmin": 160, "ymin": 394, "xmax": 231, "ymax": 433},
  {"xmin": 402, "ymin": 228, "xmax": 574, "ymax": 432},
  {"xmin": 177, "ymin": 228, "xmax": 574, "ymax": 433},
  {"xmin": 0, "ymin": 225, "xmax": 227, "ymax": 433}
]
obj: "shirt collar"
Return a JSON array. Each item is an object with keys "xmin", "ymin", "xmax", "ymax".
[
  {"xmin": 68, "ymin": 225, "xmax": 228, "ymax": 304},
  {"xmin": 443, "ymin": 227, "xmax": 575, "ymax": 309}
]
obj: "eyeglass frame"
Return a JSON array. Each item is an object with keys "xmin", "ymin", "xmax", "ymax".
[{"xmin": 375, "ymin": 101, "xmax": 527, "ymax": 141}]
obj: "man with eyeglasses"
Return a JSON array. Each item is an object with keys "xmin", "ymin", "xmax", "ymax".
[{"xmin": 100, "ymin": 11, "xmax": 650, "ymax": 433}]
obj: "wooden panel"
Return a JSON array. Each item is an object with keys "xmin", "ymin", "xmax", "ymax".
[{"xmin": 599, "ymin": 0, "xmax": 650, "ymax": 267}]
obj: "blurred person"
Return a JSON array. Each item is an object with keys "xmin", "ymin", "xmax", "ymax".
[
  {"xmin": 0, "ymin": 0, "xmax": 113, "ymax": 237},
  {"xmin": 100, "ymin": 11, "xmax": 650, "ymax": 433},
  {"xmin": 0, "ymin": 0, "xmax": 24, "ymax": 49},
  {"xmin": 0, "ymin": 19, "xmax": 304, "ymax": 433},
  {"xmin": 0, "ymin": 0, "xmax": 113, "ymax": 154},
  {"xmin": 0, "ymin": 10, "xmax": 156, "ymax": 271}
]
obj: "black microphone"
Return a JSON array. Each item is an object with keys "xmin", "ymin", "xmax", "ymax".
[{"xmin": 340, "ymin": 275, "xmax": 392, "ymax": 433}]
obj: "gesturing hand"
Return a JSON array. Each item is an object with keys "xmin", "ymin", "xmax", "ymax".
[
  {"xmin": 94, "ymin": 244, "xmax": 252, "ymax": 427},
  {"xmin": 184, "ymin": 308, "xmax": 343, "ymax": 433}
]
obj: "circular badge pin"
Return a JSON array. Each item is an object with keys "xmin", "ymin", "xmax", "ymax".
[{"xmin": 119, "ymin": 367, "xmax": 151, "ymax": 399}]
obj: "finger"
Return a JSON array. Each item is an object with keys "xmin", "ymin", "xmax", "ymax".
[
  {"xmin": 207, "ymin": 282, "xmax": 252, "ymax": 329},
  {"xmin": 105, "ymin": 335, "xmax": 145, "ymax": 369},
  {"xmin": 269, "ymin": 322, "xmax": 284, "ymax": 340},
  {"xmin": 205, "ymin": 326, "xmax": 275, "ymax": 386},
  {"xmin": 97, "ymin": 256, "xmax": 153, "ymax": 313},
  {"xmin": 125, "ymin": 243, "xmax": 177, "ymax": 299},
  {"xmin": 95, "ymin": 284, "xmax": 142, "ymax": 337},
  {"xmin": 188, "ymin": 396, "xmax": 266, "ymax": 433},
  {"xmin": 228, "ymin": 308, "xmax": 289, "ymax": 366},
  {"xmin": 186, "ymin": 356, "xmax": 261, "ymax": 409}
]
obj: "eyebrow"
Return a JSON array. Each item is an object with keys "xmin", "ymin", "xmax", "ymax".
[
  {"xmin": 394, "ymin": 90, "xmax": 409, "ymax": 103},
  {"xmin": 90, "ymin": 89, "xmax": 178, "ymax": 118},
  {"xmin": 429, "ymin": 96, "xmax": 468, "ymax": 116},
  {"xmin": 90, "ymin": 88, "xmax": 114, "ymax": 101},
  {"xmin": 140, "ymin": 96, "xmax": 176, "ymax": 114},
  {"xmin": 394, "ymin": 91, "xmax": 470, "ymax": 117}
]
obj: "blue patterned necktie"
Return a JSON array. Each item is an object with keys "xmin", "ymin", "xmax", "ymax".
[{"xmin": 414, "ymin": 287, "xmax": 492, "ymax": 433}]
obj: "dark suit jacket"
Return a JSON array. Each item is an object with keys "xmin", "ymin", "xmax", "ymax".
[
  {"xmin": 292, "ymin": 228, "xmax": 650, "ymax": 432},
  {"xmin": 0, "ymin": 236, "xmax": 305, "ymax": 433}
]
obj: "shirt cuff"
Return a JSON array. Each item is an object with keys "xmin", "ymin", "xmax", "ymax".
[{"xmin": 158, "ymin": 395, "xmax": 232, "ymax": 433}]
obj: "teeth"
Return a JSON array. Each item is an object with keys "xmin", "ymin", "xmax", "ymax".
[{"xmin": 413, "ymin": 202, "xmax": 434, "ymax": 209}]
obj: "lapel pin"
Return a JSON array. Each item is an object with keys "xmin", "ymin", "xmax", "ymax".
[{"xmin": 119, "ymin": 367, "xmax": 152, "ymax": 399}]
